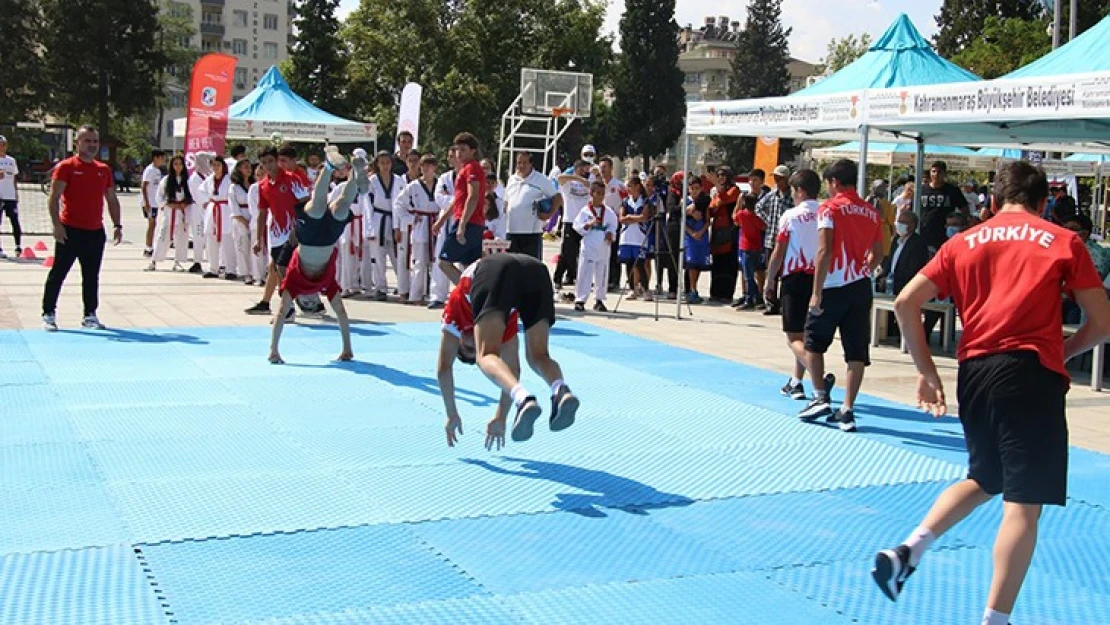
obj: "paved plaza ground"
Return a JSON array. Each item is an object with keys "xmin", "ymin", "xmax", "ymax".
[{"xmin": 1, "ymin": 195, "xmax": 1108, "ymax": 624}]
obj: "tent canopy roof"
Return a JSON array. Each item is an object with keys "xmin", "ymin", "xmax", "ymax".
[
  {"xmin": 824, "ymin": 141, "xmax": 976, "ymax": 155},
  {"xmin": 1005, "ymin": 15, "xmax": 1110, "ymax": 79},
  {"xmin": 794, "ymin": 14, "xmax": 979, "ymax": 97},
  {"xmin": 230, "ymin": 66, "xmax": 361, "ymax": 127}
]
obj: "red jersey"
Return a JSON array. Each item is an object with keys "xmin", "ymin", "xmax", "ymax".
[
  {"xmin": 921, "ymin": 211, "xmax": 1103, "ymax": 378},
  {"xmin": 817, "ymin": 189, "xmax": 882, "ymax": 289},
  {"xmin": 451, "ymin": 160, "xmax": 487, "ymax": 227},
  {"xmin": 442, "ymin": 262, "xmax": 519, "ymax": 342},
  {"xmin": 259, "ymin": 168, "xmax": 311, "ymax": 244},
  {"xmin": 733, "ymin": 209, "xmax": 766, "ymax": 252},
  {"xmin": 53, "ymin": 156, "xmax": 113, "ymax": 230}
]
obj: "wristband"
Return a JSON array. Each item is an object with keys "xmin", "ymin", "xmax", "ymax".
[{"xmin": 113, "ymin": 225, "xmax": 122, "ymax": 230}]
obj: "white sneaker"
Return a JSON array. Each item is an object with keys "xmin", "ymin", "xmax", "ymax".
[
  {"xmin": 0, "ymin": 250, "xmax": 6, "ymax": 259},
  {"xmin": 42, "ymin": 314, "xmax": 58, "ymax": 331},
  {"xmin": 81, "ymin": 315, "xmax": 105, "ymax": 329},
  {"xmin": 323, "ymin": 145, "xmax": 348, "ymax": 170}
]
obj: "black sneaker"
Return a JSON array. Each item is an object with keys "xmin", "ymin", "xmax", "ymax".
[
  {"xmin": 203, "ymin": 272, "xmax": 219, "ymax": 279},
  {"xmin": 593, "ymin": 301, "xmax": 608, "ymax": 312},
  {"xmin": 427, "ymin": 301, "xmax": 444, "ymax": 310},
  {"xmin": 780, "ymin": 380, "xmax": 806, "ymax": 400},
  {"xmin": 574, "ymin": 302, "xmax": 585, "ymax": 312},
  {"xmin": 830, "ymin": 408, "xmax": 858, "ymax": 432},
  {"xmin": 798, "ymin": 395, "xmax": 832, "ymax": 421},
  {"xmin": 511, "ymin": 396, "xmax": 542, "ymax": 442},
  {"xmin": 561, "ymin": 292, "xmax": 575, "ymax": 302},
  {"xmin": 872, "ymin": 545, "xmax": 915, "ymax": 602},
  {"xmin": 188, "ymin": 262, "xmax": 203, "ymax": 274},
  {"xmin": 245, "ymin": 302, "xmax": 271, "ymax": 315},
  {"xmin": 550, "ymin": 386, "xmax": 579, "ymax": 432}
]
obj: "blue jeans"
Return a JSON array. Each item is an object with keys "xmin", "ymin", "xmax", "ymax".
[{"xmin": 740, "ymin": 249, "xmax": 765, "ymax": 304}]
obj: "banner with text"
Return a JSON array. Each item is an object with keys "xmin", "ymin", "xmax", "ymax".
[{"xmin": 184, "ymin": 53, "xmax": 238, "ymax": 169}]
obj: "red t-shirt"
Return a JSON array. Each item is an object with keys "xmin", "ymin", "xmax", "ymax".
[
  {"xmin": 53, "ymin": 156, "xmax": 113, "ymax": 230},
  {"xmin": 259, "ymin": 168, "xmax": 311, "ymax": 243},
  {"xmin": 451, "ymin": 160, "xmax": 487, "ymax": 227},
  {"xmin": 817, "ymin": 189, "xmax": 883, "ymax": 289},
  {"xmin": 733, "ymin": 209, "xmax": 766, "ymax": 252},
  {"xmin": 442, "ymin": 262, "xmax": 519, "ymax": 342},
  {"xmin": 921, "ymin": 211, "xmax": 1104, "ymax": 378}
]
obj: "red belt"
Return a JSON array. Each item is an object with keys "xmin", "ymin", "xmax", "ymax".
[
  {"xmin": 349, "ymin": 215, "xmax": 363, "ymax": 259},
  {"xmin": 208, "ymin": 200, "xmax": 227, "ymax": 242}
]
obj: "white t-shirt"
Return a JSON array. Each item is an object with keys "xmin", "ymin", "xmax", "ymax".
[
  {"xmin": 505, "ymin": 169, "xmax": 557, "ymax": 234},
  {"xmin": 603, "ymin": 177, "xmax": 628, "ymax": 212},
  {"xmin": 142, "ymin": 164, "xmax": 163, "ymax": 209},
  {"xmin": 0, "ymin": 156, "xmax": 19, "ymax": 200},
  {"xmin": 559, "ymin": 178, "xmax": 590, "ymax": 224},
  {"xmin": 775, "ymin": 199, "xmax": 820, "ymax": 277}
]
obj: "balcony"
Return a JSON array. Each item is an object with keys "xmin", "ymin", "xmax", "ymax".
[
  {"xmin": 200, "ymin": 22, "xmax": 225, "ymax": 37},
  {"xmin": 200, "ymin": 0, "xmax": 224, "ymax": 5}
]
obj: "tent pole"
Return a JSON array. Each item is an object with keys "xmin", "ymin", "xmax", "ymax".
[
  {"xmin": 857, "ymin": 125, "xmax": 870, "ymax": 195},
  {"xmin": 914, "ymin": 138, "xmax": 925, "ymax": 218},
  {"xmin": 678, "ymin": 132, "xmax": 690, "ymax": 320}
]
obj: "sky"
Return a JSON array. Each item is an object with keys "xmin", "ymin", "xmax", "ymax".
[{"xmin": 335, "ymin": 1, "xmax": 943, "ymax": 64}]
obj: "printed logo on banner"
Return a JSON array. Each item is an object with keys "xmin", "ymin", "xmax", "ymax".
[
  {"xmin": 201, "ymin": 87, "xmax": 218, "ymax": 108},
  {"xmin": 899, "ymin": 91, "xmax": 908, "ymax": 115},
  {"xmin": 709, "ymin": 106, "xmax": 717, "ymax": 125},
  {"xmin": 850, "ymin": 96, "xmax": 859, "ymax": 119}
]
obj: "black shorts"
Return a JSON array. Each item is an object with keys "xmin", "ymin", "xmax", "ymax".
[
  {"xmin": 957, "ymin": 350, "xmax": 1068, "ymax": 506},
  {"xmin": 804, "ymin": 278, "xmax": 872, "ymax": 365},
  {"xmin": 470, "ymin": 253, "xmax": 556, "ymax": 334},
  {"xmin": 2, "ymin": 199, "xmax": 19, "ymax": 219},
  {"xmin": 439, "ymin": 222, "xmax": 484, "ymax": 266},
  {"xmin": 270, "ymin": 241, "xmax": 296, "ymax": 268},
  {"xmin": 143, "ymin": 205, "xmax": 157, "ymax": 219},
  {"xmin": 780, "ymin": 273, "xmax": 814, "ymax": 334}
]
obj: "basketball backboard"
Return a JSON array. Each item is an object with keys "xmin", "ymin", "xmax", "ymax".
[{"xmin": 521, "ymin": 69, "xmax": 593, "ymax": 118}]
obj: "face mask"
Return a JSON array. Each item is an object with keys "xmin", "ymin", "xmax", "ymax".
[
  {"xmin": 946, "ymin": 226, "xmax": 960, "ymax": 239},
  {"xmin": 896, "ymin": 223, "xmax": 910, "ymax": 236}
]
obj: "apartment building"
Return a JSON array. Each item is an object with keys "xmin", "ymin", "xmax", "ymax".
[{"xmin": 155, "ymin": 0, "xmax": 294, "ymax": 148}]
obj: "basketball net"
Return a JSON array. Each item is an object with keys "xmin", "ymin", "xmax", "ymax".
[{"xmin": 551, "ymin": 106, "xmax": 573, "ymax": 118}]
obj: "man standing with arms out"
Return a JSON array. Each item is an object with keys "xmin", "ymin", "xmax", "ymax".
[
  {"xmin": 504, "ymin": 151, "xmax": 562, "ymax": 260},
  {"xmin": 552, "ymin": 159, "xmax": 592, "ymax": 290},
  {"xmin": 764, "ymin": 169, "xmax": 822, "ymax": 400},
  {"xmin": 0, "ymin": 135, "xmax": 24, "ymax": 259},
  {"xmin": 919, "ymin": 160, "xmax": 969, "ymax": 254},
  {"xmin": 754, "ymin": 165, "xmax": 793, "ymax": 313},
  {"xmin": 876, "ymin": 161, "xmax": 1110, "ymax": 625},
  {"xmin": 436, "ymin": 133, "xmax": 486, "ymax": 285},
  {"xmin": 246, "ymin": 145, "xmax": 311, "ymax": 316},
  {"xmin": 141, "ymin": 150, "xmax": 165, "ymax": 258},
  {"xmin": 41, "ymin": 126, "xmax": 123, "ymax": 331},
  {"xmin": 798, "ymin": 159, "xmax": 884, "ymax": 432}
]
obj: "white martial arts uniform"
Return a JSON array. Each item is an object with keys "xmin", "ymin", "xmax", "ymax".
[
  {"xmin": 395, "ymin": 178, "xmax": 440, "ymax": 303},
  {"xmin": 187, "ymin": 171, "xmax": 209, "ymax": 265},
  {"xmin": 202, "ymin": 174, "xmax": 235, "ymax": 275},
  {"xmin": 429, "ymin": 169, "xmax": 457, "ymax": 304},
  {"xmin": 573, "ymin": 202, "xmax": 618, "ymax": 304},
  {"xmin": 151, "ymin": 176, "xmax": 189, "ymax": 265},
  {"xmin": 246, "ymin": 181, "xmax": 268, "ymax": 282},
  {"xmin": 339, "ymin": 191, "xmax": 372, "ymax": 293},
  {"xmin": 227, "ymin": 182, "xmax": 252, "ymax": 280},
  {"xmin": 364, "ymin": 173, "xmax": 406, "ymax": 298}
]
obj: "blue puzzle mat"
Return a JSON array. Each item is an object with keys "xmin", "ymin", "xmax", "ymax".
[{"xmin": 1, "ymin": 321, "xmax": 1108, "ymax": 625}]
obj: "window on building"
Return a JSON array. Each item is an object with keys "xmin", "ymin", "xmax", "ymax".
[
  {"xmin": 201, "ymin": 11, "xmax": 221, "ymax": 24},
  {"xmin": 235, "ymin": 68, "xmax": 248, "ymax": 89},
  {"xmin": 233, "ymin": 39, "xmax": 248, "ymax": 55},
  {"xmin": 233, "ymin": 10, "xmax": 248, "ymax": 27},
  {"xmin": 263, "ymin": 42, "xmax": 278, "ymax": 59},
  {"xmin": 263, "ymin": 14, "xmax": 278, "ymax": 30},
  {"xmin": 177, "ymin": 36, "xmax": 191, "ymax": 48},
  {"xmin": 201, "ymin": 39, "xmax": 219, "ymax": 52},
  {"xmin": 685, "ymin": 72, "xmax": 700, "ymax": 84},
  {"xmin": 166, "ymin": 121, "xmax": 174, "ymax": 140}
]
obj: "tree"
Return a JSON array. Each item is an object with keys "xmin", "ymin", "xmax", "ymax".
[
  {"xmin": 610, "ymin": 0, "xmax": 686, "ymax": 169},
  {"xmin": 41, "ymin": 0, "xmax": 167, "ymax": 138},
  {"xmin": 934, "ymin": 0, "xmax": 1042, "ymax": 57},
  {"xmin": 288, "ymin": 0, "xmax": 350, "ymax": 116},
  {"xmin": 154, "ymin": 0, "xmax": 199, "ymax": 146},
  {"xmin": 820, "ymin": 33, "xmax": 872, "ymax": 75},
  {"xmin": 0, "ymin": 0, "xmax": 48, "ymax": 123},
  {"xmin": 718, "ymin": 0, "xmax": 793, "ymax": 169},
  {"xmin": 950, "ymin": 16, "xmax": 1051, "ymax": 79}
]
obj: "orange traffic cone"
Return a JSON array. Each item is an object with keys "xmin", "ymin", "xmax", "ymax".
[
  {"xmin": 43, "ymin": 256, "xmax": 54, "ymax": 268},
  {"xmin": 20, "ymin": 247, "xmax": 36, "ymax": 260},
  {"xmin": 33, "ymin": 241, "xmax": 48, "ymax": 252}
]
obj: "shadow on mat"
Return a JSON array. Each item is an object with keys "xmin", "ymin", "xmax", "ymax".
[
  {"xmin": 855, "ymin": 402, "xmax": 951, "ymax": 425},
  {"xmin": 461, "ymin": 457, "xmax": 694, "ymax": 518},
  {"xmin": 296, "ymin": 324, "xmax": 389, "ymax": 337},
  {"xmin": 861, "ymin": 425, "xmax": 967, "ymax": 453},
  {"xmin": 288, "ymin": 360, "xmax": 497, "ymax": 407},
  {"xmin": 58, "ymin": 328, "xmax": 209, "ymax": 345},
  {"xmin": 549, "ymin": 326, "xmax": 599, "ymax": 338}
]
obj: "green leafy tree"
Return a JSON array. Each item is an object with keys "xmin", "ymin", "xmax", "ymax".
[
  {"xmin": 288, "ymin": 0, "xmax": 350, "ymax": 115},
  {"xmin": 41, "ymin": 0, "xmax": 167, "ymax": 139},
  {"xmin": 0, "ymin": 0, "xmax": 47, "ymax": 123},
  {"xmin": 820, "ymin": 33, "xmax": 872, "ymax": 74},
  {"xmin": 934, "ymin": 0, "xmax": 1042, "ymax": 57},
  {"xmin": 950, "ymin": 16, "xmax": 1051, "ymax": 79},
  {"xmin": 717, "ymin": 0, "xmax": 793, "ymax": 169},
  {"xmin": 611, "ymin": 0, "xmax": 686, "ymax": 169}
]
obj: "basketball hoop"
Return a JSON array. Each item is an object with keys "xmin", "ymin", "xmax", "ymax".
[{"xmin": 551, "ymin": 106, "xmax": 573, "ymax": 118}]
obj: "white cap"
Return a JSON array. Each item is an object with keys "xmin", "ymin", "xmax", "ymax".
[
  {"xmin": 581, "ymin": 144, "xmax": 596, "ymax": 163},
  {"xmin": 352, "ymin": 148, "xmax": 368, "ymax": 159},
  {"xmin": 0, "ymin": 135, "xmax": 7, "ymax": 143}
]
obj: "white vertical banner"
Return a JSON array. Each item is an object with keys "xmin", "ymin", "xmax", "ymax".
[{"xmin": 396, "ymin": 82, "xmax": 423, "ymax": 152}]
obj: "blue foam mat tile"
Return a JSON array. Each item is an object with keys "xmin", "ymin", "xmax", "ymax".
[
  {"xmin": 0, "ymin": 361, "xmax": 47, "ymax": 386},
  {"xmin": 1069, "ymin": 446, "xmax": 1110, "ymax": 509},
  {"xmin": 0, "ymin": 408, "xmax": 81, "ymax": 446},
  {"xmin": 54, "ymin": 379, "xmax": 239, "ymax": 410},
  {"xmin": 294, "ymin": 427, "xmax": 478, "ymax": 470},
  {"xmin": 483, "ymin": 416, "xmax": 689, "ymax": 464},
  {"xmin": 42, "ymin": 356, "xmax": 214, "ymax": 383},
  {"xmin": 0, "ymin": 544, "xmax": 168, "ymax": 625},
  {"xmin": 66, "ymin": 403, "xmax": 277, "ymax": 443},
  {"xmin": 86, "ymin": 434, "xmax": 327, "ymax": 484},
  {"xmin": 0, "ymin": 384, "xmax": 64, "ymax": 414},
  {"xmin": 772, "ymin": 547, "xmax": 1110, "ymax": 625},
  {"xmin": 413, "ymin": 509, "xmax": 744, "ymax": 595},
  {"xmin": 0, "ymin": 339, "xmax": 35, "ymax": 363},
  {"xmin": 0, "ymin": 482, "xmax": 132, "ymax": 555},
  {"xmin": 0, "ymin": 330, "xmax": 29, "ymax": 344},
  {"xmin": 139, "ymin": 525, "xmax": 486, "ymax": 625},
  {"xmin": 502, "ymin": 571, "xmax": 858, "ymax": 625},
  {"xmin": 258, "ymin": 395, "xmax": 444, "ymax": 433},
  {"xmin": 26, "ymin": 341, "xmax": 179, "ymax": 363},
  {"xmin": 238, "ymin": 596, "xmax": 525, "ymax": 625},
  {"xmin": 109, "ymin": 473, "xmax": 388, "ymax": 544},
  {"xmin": 0, "ymin": 442, "xmax": 102, "ymax": 490}
]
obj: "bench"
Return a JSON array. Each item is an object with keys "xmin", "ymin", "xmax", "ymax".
[
  {"xmin": 1064, "ymin": 324, "xmax": 1107, "ymax": 392},
  {"xmin": 871, "ymin": 294, "xmax": 957, "ymax": 354}
]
